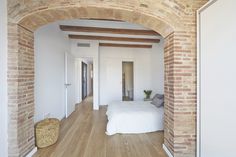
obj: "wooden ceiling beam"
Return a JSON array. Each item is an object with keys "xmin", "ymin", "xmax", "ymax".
[
  {"xmin": 79, "ymin": 18, "xmax": 123, "ymax": 22},
  {"xmin": 69, "ymin": 34, "xmax": 160, "ymax": 43},
  {"xmin": 99, "ymin": 43, "xmax": 152, "ymax": 48},
  {"xmin": 60, "ymin": 25, "xmax": 160, "ymax": 36}
]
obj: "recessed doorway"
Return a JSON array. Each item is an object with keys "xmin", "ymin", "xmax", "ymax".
[
  {"xmin": 82, "ymin": 62, "xmax": 87, "ymax": 100},
  {"xmin": 122, "ymin": 61, "xmax": 134, "ymax": 101}
]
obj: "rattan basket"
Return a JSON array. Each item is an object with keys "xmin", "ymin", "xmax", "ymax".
[{"xmin": 35, "ymin": 118, "xmax": 60, "ymax": 148}]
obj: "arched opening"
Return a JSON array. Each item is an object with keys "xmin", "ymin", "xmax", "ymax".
[
  {"xmin": 17, "ymin": 6, "xmax": 177, "ymax": 37},
  {"xmin": 7, "ymin": 3, "xmax": 203, "ymax": 157}
]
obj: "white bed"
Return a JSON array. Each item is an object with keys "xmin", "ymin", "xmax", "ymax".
[{"xmin": 106, "ymin": 101, "xmax": 164, "ymax": 135}]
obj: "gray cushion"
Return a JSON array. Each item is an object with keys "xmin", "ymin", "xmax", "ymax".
[
  {"xmin": 151, "ymin": 96, "xmax": 164, "ymax": 108},
  {"xmin": 152, "ymin": 94, "xmax": 164, "ymax": 100}
]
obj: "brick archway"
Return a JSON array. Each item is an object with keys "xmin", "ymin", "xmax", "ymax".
[{"xmin": 7, "ymin": 1, "xmax": 208, "ymax": 157}]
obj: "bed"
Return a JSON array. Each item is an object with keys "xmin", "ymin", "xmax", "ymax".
[{"xmin": 106, "ymin": 101, "xmax": 164, "ymax": 135}]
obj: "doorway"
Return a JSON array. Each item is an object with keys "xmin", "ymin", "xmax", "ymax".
[
  {"xmin": 82, "ymin": 62, "xmax": 87, "ymax": 100},
  {"xmin": 122, "ymin": 61, "xmax": 134, "ymax": 101},
  {"xmin": 65, "ymin": 52, "xmax": 76, "ymax": 118},
  {"xmin": 7, "ymin": 2, "xmax": 201, "ymax": 156}
]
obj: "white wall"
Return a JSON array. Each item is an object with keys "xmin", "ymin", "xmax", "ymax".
[
  {"xmin": 70, "ymin": 38, "xmax": 164, "ymax": 107},
  {"xmin": 0, "ymin": 0, "xmax": 8, "ymax": 155},
  {"xmin": 100, "ymin": 57, "xmax": 123, "ymax": 105},
  {"xmin": 75, "ymin": 59, "xmax": 82, "ymax": 103},
  {"xmin": 99, "ymin": 41, "xmax": 164, "ymax": 105},
  {"xmin": 34, "ymin": 23, "xmax": 71, "ymax": 122},
  {"xmin": 151, "ymin": 40, "xmax": 164, "ymax": 95},
  {"xmin": 71, "ymin": 40, "xmax": 99, "ymax": 109},
  {"xmin": 199, "ymin": 0, "xmax": 236, "ymax": 157}
]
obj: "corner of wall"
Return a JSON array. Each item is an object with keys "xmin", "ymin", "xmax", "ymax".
[
  {"xmin": 163, "ymin": 144, "xmax": 174, "ymax": 157},
  {"xmin": 0, "ymin": 0, "xmax": 8, "ymax": 156},
  {"xmin": 25, "ymin": 147, "xmax": 37, "ymax": 157}
]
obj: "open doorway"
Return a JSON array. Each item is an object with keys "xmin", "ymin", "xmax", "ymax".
[
  {"xmin": 79, "ymin": 58, "xmax": 94, "ymax": 103},
  {"xmin": 122, "ymin": 61, "xmax": 134, "ymax": 101},
  {"xmin": 81, "ymin": 62, "xmax": 87, "ymax": 100},
  {"xmin": 8, "ymin": 1, "xmax": 201, "ymax": 155}
]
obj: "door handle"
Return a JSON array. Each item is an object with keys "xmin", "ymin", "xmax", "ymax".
[{"xmin": 65, "ymin": 83, "xmax": 72, "ymax": 87}]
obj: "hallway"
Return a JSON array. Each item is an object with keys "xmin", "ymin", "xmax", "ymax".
[{"xmin": 34, "ymin": 97, "xmax": 166, "ymax": 157}]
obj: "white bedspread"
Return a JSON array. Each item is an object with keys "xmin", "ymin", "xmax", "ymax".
[{"xmin": 106, "ymin": 101, "xmax": 164, "ymax": 135}]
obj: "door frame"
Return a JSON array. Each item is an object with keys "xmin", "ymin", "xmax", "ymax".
[
  {"xmin": 122, "ymin": 59, "xmax": 135, "ymax": 100},
  {"xmin": 76, "ymin": 57, "xmax": 97, "ymax": 109},
  {"xmin": 197, "ymin": 1, "xmax": 218, "ymax": 157},
  {"xmin": 122, "ymin": 61, "xmax": 134, "ymax": 101}
]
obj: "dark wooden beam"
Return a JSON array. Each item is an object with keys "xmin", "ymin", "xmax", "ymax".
[
  {"xmin": 60, "ymin": 25, "xmax": 160, "ymax": 36},
  {"xmin": 69, "ymin": 34, "xmax": 160, "ymax": 43},
  {"xmin": 80, "ymin": 18, "xmax": 123, "ymax": 22},
  {"xmin": 99, "ymin": 43, "xmax": 152, "ymax": 48}
]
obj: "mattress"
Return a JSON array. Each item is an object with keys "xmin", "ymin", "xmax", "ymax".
[{"xmin": 106, "ymin": 101, "xmax": 164, "ymax": 135}]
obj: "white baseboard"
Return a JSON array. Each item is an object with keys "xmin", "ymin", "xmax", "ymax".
[
  {"xmin": 163, "ymin": 144, "xmax": 174, "ymax": 157},
  {"xmin": 25, "ymin": 147, "xmax": 37, "ymax": 157}
]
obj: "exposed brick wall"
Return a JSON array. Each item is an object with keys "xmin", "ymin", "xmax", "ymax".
[
  {"xmin": 7, "ymin": 0, "xmax": 208, "ymax": 157},
  {"xmin": 8, "ymin": 23, "xmax": 35, "ymax": 157},
  {"xmin": 8, "ymin": 22, "xmax": 20, "ymax": 157},
  {"xmin": 172, "ymin": 31, "xmax": 198, "ymax": 157},
  {"xmin": 164, "ymin": 32, "xmax": 175, "ymax": 155},
  {"xmin": 164, "ymin": 30, "xmax": 199, "ymax": 156}
]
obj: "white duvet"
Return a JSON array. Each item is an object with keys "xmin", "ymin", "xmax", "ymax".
[{"xmin": 106, "ymin": 101, "xmax": 164, "ymax": 135}]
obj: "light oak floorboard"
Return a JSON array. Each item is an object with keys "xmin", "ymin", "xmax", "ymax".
[{"xmin": 33, "ymin": 97, "xmax": 167, "ymax": 157}]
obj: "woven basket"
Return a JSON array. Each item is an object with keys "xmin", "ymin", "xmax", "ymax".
[{"xmin": 35, "ymin": 118, "xmax": 60, "ymax": 148}]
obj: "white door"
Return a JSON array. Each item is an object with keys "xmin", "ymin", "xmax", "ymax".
[
  {"xmin": 65, "ymin": 52, "xmax": 76, "ymax": 118},
  {"xmin": 100, "ymin": 58, "xmax": 122, "ymax": 105},
  {"xmin": 198, "ymin": 0, "xmax": 236, "ymax": 157}
]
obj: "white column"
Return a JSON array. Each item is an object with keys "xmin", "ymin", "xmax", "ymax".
[{"xmin": 93, "ymin": 41, "xmax": 100, "ymax": 110}]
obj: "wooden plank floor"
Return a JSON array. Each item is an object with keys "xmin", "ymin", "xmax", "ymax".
[{"xmin": 33, "ymin": 97, "xmax": 167, "ymax": 157}]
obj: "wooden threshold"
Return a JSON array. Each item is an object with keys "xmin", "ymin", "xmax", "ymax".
[
  {"xmin": 69, "ymin": 34, "xmax": 160, "ymax": 43},
  {"xmin": 99, "ymin": 43, "xmax": 152, "ymax": 48},
  {"xmin": 60, "ymin": 25, "xmax": 160, "ymax": 36}
]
